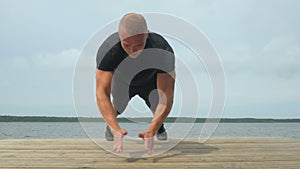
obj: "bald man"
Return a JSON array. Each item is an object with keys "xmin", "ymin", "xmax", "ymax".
[{"xmin": 96, "ymin": 13, "xmax": 175, "ymax": 154}]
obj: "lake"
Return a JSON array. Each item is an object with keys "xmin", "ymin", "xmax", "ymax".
[{"xmin": 0, "ymin": 122, "xmax": 299, "ymax": 140}]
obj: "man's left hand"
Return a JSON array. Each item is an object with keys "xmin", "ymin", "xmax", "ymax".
[{"xmin": 138, "ymin": 131, "xmax": 155, "ymax": 155}]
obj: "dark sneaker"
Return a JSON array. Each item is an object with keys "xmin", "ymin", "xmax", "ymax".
[
  {"xmin": 156, "ymin": 124, "xmax": 167, "ymax": 141},
  {"xmin": 105, "ymin": 125, "xmax": 114, "ymax": 141}
]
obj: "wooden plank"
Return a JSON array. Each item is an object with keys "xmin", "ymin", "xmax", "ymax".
[
  {"xmin": 1, "ymin": 138, "xmax": 299, "ymax": 148},
  {"xmin": 0, "ymin": 138, "xmax": 299, "ymax": 168},
  {"xmin": 1, "ymin": 154, "xmax": 300, "ymax": 163},
  {"xmin": 0, "ymin": 137, "xmax": 297, "ymax": 145},
  {"xmin": 204, "ymin": 137, "xmax": 300, "ymax": 144},
  {"xmin": 1, "ymin": 150, "xmax": 299, "ymax": 158},
  {"xmin": 1, "ymin": 161, "xmax": 300, "ymax": 169}
]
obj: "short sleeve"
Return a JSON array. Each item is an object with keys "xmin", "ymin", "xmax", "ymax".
[
  {"xmin": 157, "ymin": 41, "xmax": 175, "ymax": 74},
  {"xmin": 96, "ymin": 33, "xmax": 120, "ymax": 71},
  {"xmin": 96, "ymin": 45, "xmax": 114, "ymax": 71}
]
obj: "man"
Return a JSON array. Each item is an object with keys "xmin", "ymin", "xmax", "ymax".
[{"xmin": 96, "ymin": 13, "xmax": 175, "ymax": 154}]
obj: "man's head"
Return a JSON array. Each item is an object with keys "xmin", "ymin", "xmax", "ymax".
[{"xmin": 119, "ymin": 13, "xmax": 149, "ymax": 58}]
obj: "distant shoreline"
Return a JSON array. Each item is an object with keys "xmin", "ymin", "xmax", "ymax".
[{"xmin": 0, "ymin": 115, "xmax": 300, "ymax": 123}]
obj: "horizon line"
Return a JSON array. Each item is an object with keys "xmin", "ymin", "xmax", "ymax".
[{"xmin": 0, "ymin": 115, "xmax": 300, "ymax": 120}]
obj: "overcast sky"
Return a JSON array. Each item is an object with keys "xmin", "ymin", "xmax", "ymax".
[{"xmin": 0, "ymin": 0, "xmax": 299, "ymax": 118}]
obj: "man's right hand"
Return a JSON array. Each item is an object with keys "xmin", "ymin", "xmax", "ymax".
[{"xmin": 112, "ymin": 128, "xmax": 128, "ymax": 153}]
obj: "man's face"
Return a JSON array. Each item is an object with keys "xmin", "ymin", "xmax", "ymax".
[{"xmin": 119, "ymin": 32, "xmax": 148, "ymax": 58}]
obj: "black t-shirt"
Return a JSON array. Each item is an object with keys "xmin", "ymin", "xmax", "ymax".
[{"xmin": 96, "ymin": 32, "xmax": 175, "ymax": 87}]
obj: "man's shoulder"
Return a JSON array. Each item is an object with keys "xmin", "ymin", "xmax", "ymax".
[
  {"xmin": 148, "ymin": 32, "xmax": 167, "ymax": 43},
  {"xmin": 148, "ymin": 32, "xmax": 173, "ymax": 53},
  {"xmin": 103, "ymin": 32, "xmax": 121, "ymax": 47},
  {"xmin": 97, "ymin": 32, "xmax": 123, "ymax": 57},
  {"xmin": 96, "ymin": 32, "xmax": 124, "ymax": 71}
]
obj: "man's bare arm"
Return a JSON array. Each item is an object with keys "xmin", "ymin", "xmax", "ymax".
[
  {"xmin": 146, "ymin": 71, "xmax": 176, "ymax": 136},
  {"xmin": 95, "ymin": 69, "xmax": 121, "ymax": 132},
  {"xmin": 96, "ymin": 69, "xmax": 127, "ymax": 153},
  {"xmin": 138, "ymin": 71, "xmax": 175, "ymax": 154}
]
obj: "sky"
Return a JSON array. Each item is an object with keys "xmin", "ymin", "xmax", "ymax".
[{"xmin": 0, "ymin": 0, "xmax": 300, "ymax": 118}]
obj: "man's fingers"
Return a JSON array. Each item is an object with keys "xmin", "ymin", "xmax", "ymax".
[
  {"xmin": 113, "ymin": 149, "xmax": 122, "ymax": 153},
  {"xmin": 146, "ymin": 144, "xmax": 153, "ymax": 155},
  {"xmin": 112, "ymin": 129, "xmax": 126, "ymax": 153},
  {"xmin": 143, "ymin": 137, "xmax": 154, "ymax": 155},
  {"xmin": 112, "ymin": 145, "xmax": 117, "ymax": 152},
  {"xmin": 139, "ymin": 132, "xmax": 155, "ymax": 155},
  {"xmin": 144, "ymin": 138, "xmax": 150, "ymax": 149},
  {"xmin": 113, "ymin": 143, "xmax": 123, "ymax": 153}
]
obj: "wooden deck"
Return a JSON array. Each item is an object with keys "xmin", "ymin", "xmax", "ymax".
[{"xmin": 0, "ymin": 137, "xmax": 299, "ymax": 168}]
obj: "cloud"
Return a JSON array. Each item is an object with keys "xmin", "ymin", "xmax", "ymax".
[
  {"xmin": 221, "ymin": 43, "xmax": 255, "ymax": 74},
  {"xmin": 32, "ymin": 48, "xmax": 80, "ymax": 71},
  {"xmin": 220, "ymin": 35, "xmax": 300, "ymax": 115},
  {"xmin": 10, "ymin": 57, "xmax": 30, "ymax": 71},
  {"xmin": 259, "ymin": 35, "xmax": 300, "ymax": 78},
  {"xmin": 221, "ymin": 35, "xmax": 300, "ymax": 79},
  {"xmin": 2, "ymin": 48, "xmax": 80, "ymax": 111},
  {"xmin": 9, "ymin": 48, "xmax": 80, "ymax": 72}
]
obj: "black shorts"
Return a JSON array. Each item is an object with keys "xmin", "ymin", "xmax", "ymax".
[{"xmin": 112, "ymin": 82, "xmax": 159, "ymax": 114}]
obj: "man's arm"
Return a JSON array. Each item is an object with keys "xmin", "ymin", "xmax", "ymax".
[
  {"xmin": 138, "ymin": 71, "xmax": 175, "ymax": 154},
  {"xmin": 150, "ymin": 71, "xmax": 175, "ymax": 134},
  {"xmin": 140, "ymin": 71, "xmax": 176, "ymax": 137},
  {"xmin": 96, "ymin": 69, "xmax": 127, "ymax": 153},
  {"xmin": 95, "ymin": 69, "xmax": 121, "ymax": 131}
]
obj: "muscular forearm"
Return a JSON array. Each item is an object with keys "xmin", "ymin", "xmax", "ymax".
[
  {"xmin": 147, "ymin": 71, "xmax": 176, "ymax": 136},
  {"xmin": 96, "ymin": 92, "xmax": 121, "ymax": 132},
  {"xmin": 148, "ymin": 96, "xmax": 174, "ymax": 135}
]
